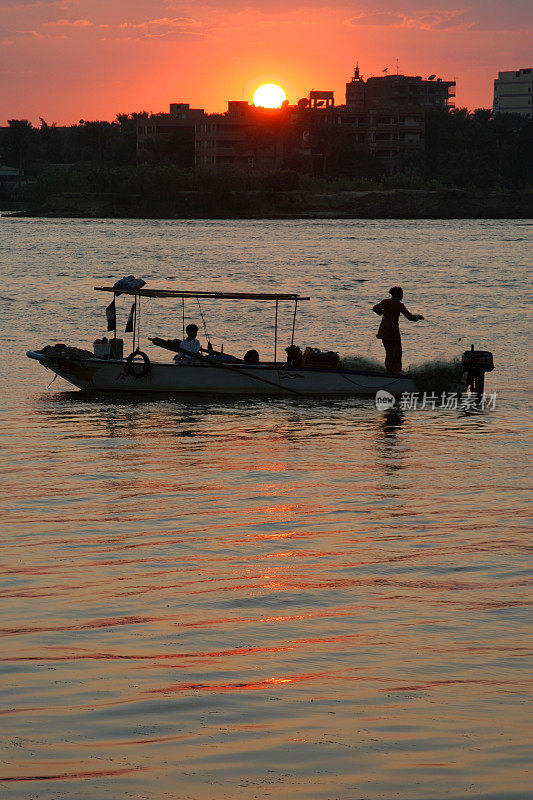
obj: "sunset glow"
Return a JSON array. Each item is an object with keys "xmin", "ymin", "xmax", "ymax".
[
  {"xmin": 252, "ymin": 84, "xmax": 287, "ymax": 109},
  {"xmin": 0, "ymin": 0, "xmax": 531, "ymax": 123}
]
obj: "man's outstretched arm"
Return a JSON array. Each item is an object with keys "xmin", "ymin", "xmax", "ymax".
[{"xmin": 401, "ymin": 303, "xmax": 424, "ymax": 322}]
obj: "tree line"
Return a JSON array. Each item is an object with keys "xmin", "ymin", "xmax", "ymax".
[
  {"xmin": 1, "ymin": 108, "xmax": 531, "ymax": 201},
  {"xmin": 0, "ymin": 113, "xmax": 144, "ymax": 178}
]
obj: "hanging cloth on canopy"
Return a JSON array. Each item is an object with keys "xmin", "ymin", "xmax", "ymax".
[
  {"xmin": 125, "ymin": 302, "xmax": 135, "ymax": 333},
  {"xmin": 106, "ymin": 298, "xmax": 116, "ymax": 332}
]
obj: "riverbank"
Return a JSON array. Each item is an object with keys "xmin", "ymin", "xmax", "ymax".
[{"xmin": 4, "ymin": 188, "xmax": 532, "ymax": 219}]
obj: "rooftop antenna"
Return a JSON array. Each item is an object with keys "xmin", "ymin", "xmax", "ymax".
[
  {"xmin": 354, "ymin": 61, "xmax": 360, "ymax": 80},
  {"xmin": 396, "ymin": 58, "xmax": 399, "ymax": 75}
]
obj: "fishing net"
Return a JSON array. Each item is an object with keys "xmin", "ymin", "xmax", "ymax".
[
  {"xmin": 341, "ymin": 352, "xmax": 465, "ymax": 393},
  {"xmin": 407, "ymin": 356, "xmax": 464, "ymax": 393},
  {"xmin": 38, "ymin": 343, "xmax": 94, "ymax": 360},
  {"xmin": 340, "ymin": 355, "xmax": 387, "ymax": 373}
]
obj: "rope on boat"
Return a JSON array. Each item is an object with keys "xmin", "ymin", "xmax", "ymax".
[
  {"xmin": 185, "ymin": 349, "xmax": 302, "ymax": 396},
  {"xmin": 196, "ymin": 296, "xmax": 211, "ymax": 345},
  {"xmin": 340, "ymin": 372, "xmax": 406, "ymax": 391}
]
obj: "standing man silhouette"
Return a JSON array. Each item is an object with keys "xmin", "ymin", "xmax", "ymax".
[{"xmin": 372, "ymin": 286, "xmax": 424, "ymax": 373}]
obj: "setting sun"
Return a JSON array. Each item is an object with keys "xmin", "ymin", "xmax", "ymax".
[{"xmin": 253, "ymin": 84, "xmax": 287, "ymax": 109}]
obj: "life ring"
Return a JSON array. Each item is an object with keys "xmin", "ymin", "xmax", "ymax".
[{"xmin": 125, "ymin": 349, "xmax": 151, "ymax": 379}]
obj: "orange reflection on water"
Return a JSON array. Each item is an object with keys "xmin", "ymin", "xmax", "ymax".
[
  {"xmin": 148, "ymin": 671, "xmax": 331, "ymax": 694},
  {"xmin": 0, "ymin": 644, "xmax": 294, "ymax": 662},
  {"xmin": 262, "ymin": 550, "xmax": 299, "ymax": 559},
  {"xmin": 0, "ymin": 615, "xmax": 157, "ymax": 637},
  {"xmin": 241, "ymin": 531, "xmax": 303, "ymax": 543},
  {"xmin": 245, "ymin": 502, "xmax": 302, "ymax": 523},
  {"xmin": 0, "ymin": 766, "xmax": 146, "ymax": 782},
  {"xmin": 257, "ymin": 483, "xmax": 296, "ymax": 497}
]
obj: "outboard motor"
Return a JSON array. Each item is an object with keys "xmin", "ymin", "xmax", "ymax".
[{"xmin": 462, "ymin": 345, "xmax": 494, "ymax": 395}]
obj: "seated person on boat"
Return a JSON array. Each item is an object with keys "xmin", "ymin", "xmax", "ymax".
[{"xmin": 173, "ymin": 324, "xmax": 201, "ymax": 362}]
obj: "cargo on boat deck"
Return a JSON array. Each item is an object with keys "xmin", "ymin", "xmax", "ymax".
[
  {"xmin": 302, "ymin": 347, "xmax": 341, "ymax": 369},
  {"xmin": 93, "ymin": 338, "xmax": 123, "ymax": 359}
]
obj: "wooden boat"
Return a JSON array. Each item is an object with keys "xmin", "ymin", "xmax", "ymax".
[{"xmin": 26, "ymin": 286, "xmax": 491, "ymax": 397}]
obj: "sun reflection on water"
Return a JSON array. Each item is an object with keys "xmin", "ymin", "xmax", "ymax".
[{"xmin": 0, "ymin": 218, "xmax": 530, "ymax": 799}]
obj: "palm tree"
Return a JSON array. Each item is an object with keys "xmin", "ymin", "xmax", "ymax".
[{"xmin": 7, "ymin": 119, "xmax": 32, "ymax": 188}]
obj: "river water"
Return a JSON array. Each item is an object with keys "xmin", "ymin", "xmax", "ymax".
[{"xmin": 0, "ymin": 218, "xmax": 531, "ymax": 800}]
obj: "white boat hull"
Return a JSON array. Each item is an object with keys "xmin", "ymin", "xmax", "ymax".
[{"xmin": 26, "ymin": 351, "xmax": 444, "ymax": 396}]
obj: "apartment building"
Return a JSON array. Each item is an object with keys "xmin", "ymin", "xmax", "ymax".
[
  {"xmin": 195, "ymin": 101, "xmax": 290, "ymax": 170},
  {"xmin": 493, "ymin": 69, "xmax": 533, "ymax": 117},
  {"xmin": 136, "ymin": 104, "xmax": 205, "ymax": 166},
  {"xmin": 340, "ymin": 66, "xmax": 456, "ymax": 162}
]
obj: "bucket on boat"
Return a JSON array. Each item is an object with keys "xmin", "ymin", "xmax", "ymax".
[{"xmin": 93, "ymin": 339, "xmax": 111, "ymax": 358}]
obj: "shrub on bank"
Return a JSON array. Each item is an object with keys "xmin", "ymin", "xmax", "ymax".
[{"xmin": 15, "ymin": 162, "xmax": 532, "ymax": 217}]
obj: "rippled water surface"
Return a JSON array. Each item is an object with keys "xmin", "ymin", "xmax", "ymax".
[{"xmin": 0, "ymin": 218, "xmax": 531, "ymax": 799}]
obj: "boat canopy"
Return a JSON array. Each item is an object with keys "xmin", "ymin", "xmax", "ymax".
[
  {"xmin": 95, "ymin": 285, "xmax": 309, "ymax": 361},
  {"xmin": 94, "ymin": 287, "xmax": 310, "ymax": 301}
]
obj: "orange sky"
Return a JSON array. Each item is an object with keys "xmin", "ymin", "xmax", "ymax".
[{"xmin": 0, "ymin": 0, "xmax": 531, "ymax": 125}]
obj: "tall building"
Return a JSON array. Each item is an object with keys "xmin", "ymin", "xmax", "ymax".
[
  {"xmin": 345, "ymin": 66, "xmax": 455, "ymax": 110},
  {"xmin": 339, "ymin": 66, "xmax": 456, "ymax": 162},
  {"xmin": 136, "ymin": 104, "xmax": 205, "ymax": 166},
  {"xmin": 137, "ymin": 65, "xmax": 457, "ymax": 171},
  {"xmin": 493, "ymin": 69, "xmax": 533, "ymax": 117},
  {"xmin": 195, "ymin": 101, "xmax": 290, "ymax": 170},
  {"xmin": 308, "ymin": 91, "xmax": 334, "ymax": 110}
]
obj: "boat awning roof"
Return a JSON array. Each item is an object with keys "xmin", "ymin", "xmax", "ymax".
[{"xmin": 94, "ymin": 287, "xmax": 310, "ymax": 301}]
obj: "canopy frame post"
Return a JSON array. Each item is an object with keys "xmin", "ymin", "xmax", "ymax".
[
  {"xmin": 291, "ymin": 298, "xmax": 298, "ymax": 346},
  {"xmin": 136, "ymin": 295, "xmax": 141, "ymax": 351},
  {"xmin": 131, "ymin": 295, "xmax": 137, "ymax": 352},
  {"xmin": 274, "ymin": 300, "xmax": 278, "ymax": 364},
  {"xmin": 113, "ymin": 292, "xmax": 117, "ymax": 348}
]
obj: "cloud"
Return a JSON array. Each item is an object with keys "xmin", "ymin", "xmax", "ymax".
[
  {"xmin": 346, "ymin": 11, "xmax": 404, "ymax": 27},
  {"xmin": 0, "ymin": 0, "xmax": 77, "ymax": 7},
  {"xmin": 345, "ymin": 9, "xmax": 474, "ymax": 32},
  {"xmin": 1, "ymin": 16, "xmax": 92, "ymax": 43},
  {"xmin": 44, "ymin": 17, "xmax": 93, "ymax": 26},
  {"xmin": 0, "ymin": 26, "xmax": 42, "ymax": 41},
  {"xmin": 118, "ymin": 16, "xmax": 204, "ymax": 38},
  {"xmin": 345, "ymin": 1, "xmax": 532, "ymax": 33}
]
